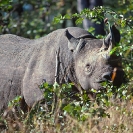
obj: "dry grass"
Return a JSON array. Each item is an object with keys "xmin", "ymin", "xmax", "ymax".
[{"xmin": 0, "ymin": 96, "xmax": 133, "ymax": 133}]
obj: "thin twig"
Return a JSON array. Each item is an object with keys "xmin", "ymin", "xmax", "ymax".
[
  {"xmin": 54, "ymin": 48, "xmax": 60, "ymax": 83},
  {"xmin": 52, "ymin": 48, "xmax": 60, "ymax": 115}
]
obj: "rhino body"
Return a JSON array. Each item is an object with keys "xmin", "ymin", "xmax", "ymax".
[{"xmin": 0, "ymin": 27, "xmax": 124, "ymax": 111}]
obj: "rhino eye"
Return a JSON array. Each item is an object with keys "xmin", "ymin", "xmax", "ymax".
[
  {"xmin": 100, "ymin": 47, "xmax": 108, "ymax": 52},
  {"xmin": 85, "ymin": 64, "xmax": 92, "ymax": 74}
]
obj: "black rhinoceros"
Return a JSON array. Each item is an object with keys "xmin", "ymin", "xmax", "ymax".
[{"xmin": 0, "ymin": 26, "xmax": 124, "ymax": 111}]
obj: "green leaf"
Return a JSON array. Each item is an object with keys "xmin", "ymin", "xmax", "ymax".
[
  {"xmin": 53, "ymin": 17, "xmax": 61, "ymax": 24},
  {"xmin": 110, "ymin": 46, "xmax": 118, "ymax": 55},
  {"xmin": 63, "ymin": 104, "xmax": 74, "ymax": 113},
  {"xmin": 75, "ymin": 18, "xmax": 84, "ymax": 25},
  {"xmin": 64, "ymin": 14, "xmax": 71, "ymax": 19},
  {"xmin": 88, "ymin": 27, "xmax": 95, "ymax": 33}
]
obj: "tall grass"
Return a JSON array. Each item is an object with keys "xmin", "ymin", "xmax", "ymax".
[{"xmin": 0, "ymin": 82, "xmax": 133, "ymax": 133}]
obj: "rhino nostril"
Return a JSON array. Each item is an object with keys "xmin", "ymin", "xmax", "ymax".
[{"xmin": 102, "ymin": 72, "xmax": 111, "ymax": 81}]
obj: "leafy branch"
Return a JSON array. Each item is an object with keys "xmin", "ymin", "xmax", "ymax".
[{"xmin": 53, "ymin": 6, "xmax": 132, "ymax": 28}]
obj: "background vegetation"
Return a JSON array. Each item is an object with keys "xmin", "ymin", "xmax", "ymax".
[{"xmin": 0, "ymin": 0, "xmax": 133, "ymax": 132}]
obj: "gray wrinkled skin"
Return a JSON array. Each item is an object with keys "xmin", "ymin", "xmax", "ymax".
[{"xmin": 0, "ymin": 27, "xmax": 123, "ymax": 111}]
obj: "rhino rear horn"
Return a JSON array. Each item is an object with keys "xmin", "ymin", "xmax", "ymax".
[
  {"xmin": 111, "ymin": 25, "xmax": 121, "ymax": 44},
  {"xmin": 102, "ymin": 24, "xmax": 120, "ymax": 51},
  {"xmin": 64, "ymin": 29, "xmax": 79, "ymax": 51},
  {"xmin": 105, "ymin": 25, "xmax": 120, "ymax": 47}
]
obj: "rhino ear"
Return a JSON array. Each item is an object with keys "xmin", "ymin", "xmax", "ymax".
[{"xmin": 64, "ymin": 29, "xmax": 79, "ymax": 52}]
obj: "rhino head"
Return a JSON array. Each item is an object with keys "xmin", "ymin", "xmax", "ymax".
[{"xmin": 65, "ymin": 25, "xmax": 124, "ymax": 91}]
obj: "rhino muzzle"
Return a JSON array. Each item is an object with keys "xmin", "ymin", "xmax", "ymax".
[{"xmin": 96, "ymin": 67, "xmax": 124, "ymax": 87}]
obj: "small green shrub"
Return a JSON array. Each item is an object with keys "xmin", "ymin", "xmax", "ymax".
[{"xmin": 0, "ymin": 80, "xmax": 132, "ymax": 132}]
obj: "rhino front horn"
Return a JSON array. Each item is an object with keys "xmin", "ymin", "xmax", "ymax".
[
  {"xmin": 64, "ymin": 29, "xmax": 79, "ymax": 51},
  {"xmin": 102, "ymin": 32, "xmax": 113, "ymax": 54}
]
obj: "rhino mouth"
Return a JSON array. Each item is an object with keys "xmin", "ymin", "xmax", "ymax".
[
  {"xmin": 96, "ymin": 79, "xmax": 112, "ymax": 83},
  {"xmin": 95, "ymin": 67, "xmax": 124, "ymax": 87},
  {"xmin": 95, "ymin": 71, "xmax": 112, "ymax": 83}
]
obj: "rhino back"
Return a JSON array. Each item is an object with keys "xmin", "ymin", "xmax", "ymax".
[{"xmin": 0, "ymin": 30, "xmax": 66, "ymax": 109}]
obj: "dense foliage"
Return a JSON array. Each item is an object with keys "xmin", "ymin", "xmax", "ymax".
[
  {"xmin": 0, "ymin": 0, "xmax": 77, "ymax": 38},
  {"xmin": 0, "ymin": 0, "xmax": 133, "ymax": 132}
]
